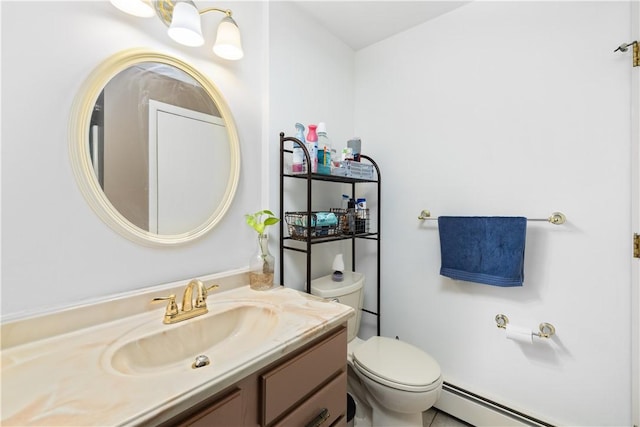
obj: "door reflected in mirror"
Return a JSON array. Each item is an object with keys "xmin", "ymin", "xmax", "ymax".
[
  {"xmin": 147, "ymin": 100, "xmax": 230, "ymax": 234},
  {"xmin": 70, "ymin": 49, "xmax": 240, "ymax": 246}
]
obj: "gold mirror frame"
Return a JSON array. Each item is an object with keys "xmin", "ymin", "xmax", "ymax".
[{"xmin": 69, "ymin": 48, "xmax": 240, "ymax": 246}]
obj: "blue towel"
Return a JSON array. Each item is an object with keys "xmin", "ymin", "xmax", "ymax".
[{"xmin": 438, "ymin": 216, "xmax": 527, "ymax": 287}]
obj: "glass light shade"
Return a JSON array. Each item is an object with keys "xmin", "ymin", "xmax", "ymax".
[
  {"xmin": 213, "ymin": 16, "xmax": 244, "ymax": 60},
  {"xmin": 109, "ymin": 0, "xmax": 154, "ymax": 17},
  {"xmin": 168, "ymin": 2, "xmax": 204, "ymax": 47}
]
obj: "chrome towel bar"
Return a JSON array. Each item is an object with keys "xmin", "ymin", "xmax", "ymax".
[{"xmin": 417, "ymin": 210, "xmax": 566, "ymax": 225}]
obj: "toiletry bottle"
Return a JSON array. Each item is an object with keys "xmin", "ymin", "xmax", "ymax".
[
  {"xmin": 317, "ymin": 122, "xmax": 332, "ymax": 175},
  {"xmin": 356, "ymin": 198, "xmax": 366, "ymax": 212},
  {"xmin": 341, "ymin": 194, "xmax": 349, "ymax": 210},
  {"xmin": 347, "ymin": 138, "xmax": 361, "ymax": 162},
  {"xmin": 342, "ymin": 147, "xmax": 354, "ymax": 161},
  {"xmin": 340, "ymin": 195, "xmax": 350, "ymax": 233},
  {"xmin": 347, "ymin": 198, "xmax": 356, "ymax": 233},
  {"xmin": 355, "ymin": 198, "xmax": 367, "ymax": 233},
  {"xmin": 293, "ymin": 123, "xmax": 306, "ymax": 173},
  {"xmin": 306, "ymin": 124, "xmax": 318, "ymax": 173}
]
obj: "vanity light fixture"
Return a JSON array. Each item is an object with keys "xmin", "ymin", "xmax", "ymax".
[
  {"xmin": 109, "ymin": 0, "xmax": 155, "ymax": 17},
  {"xmin": 110, "ymin": 0, "xmax": 244, "ymax": 60},
  {"xmin": 167, "ymin": 1, "xmax": 204, "ymax": 47},
  {"xmin": 211, "ymin": 14, "xmax": 244, "ymax": 60}
]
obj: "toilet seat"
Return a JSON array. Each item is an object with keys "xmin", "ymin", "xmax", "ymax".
[{"xmin": 353, "ymin": 336, "xmax": 442, "ymax": 393}]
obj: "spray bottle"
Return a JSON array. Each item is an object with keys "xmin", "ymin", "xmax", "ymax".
[
  {"xmin": 306, "ymin": 124, "xmax": 318, "ymax": 173},
  {"xmin": 293, "ymin": 123, "xmax": 306, "ymax": 173}
]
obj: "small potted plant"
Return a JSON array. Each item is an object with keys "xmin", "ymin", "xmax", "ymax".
[{"xmin": 245, "ymin": 210, "xmax": 280, "ymax": 290}]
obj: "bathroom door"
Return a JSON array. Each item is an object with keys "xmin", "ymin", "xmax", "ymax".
[
  {"xmin": 632, "ymin": 3, "xmax": 640, "ymax": 425},
  {"xmin": 148, "ymin": 100, "xmax": 228, "ymax": 234}
]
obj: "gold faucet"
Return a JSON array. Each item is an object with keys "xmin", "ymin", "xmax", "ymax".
[{"xmin": 152, "ymin": 279, "xmax": 219, "ymax": 324}]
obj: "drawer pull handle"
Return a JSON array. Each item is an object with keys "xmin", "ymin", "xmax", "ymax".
[{"xmin": 305, "ymin": 408, "xmax": 330, "ymax": 427}]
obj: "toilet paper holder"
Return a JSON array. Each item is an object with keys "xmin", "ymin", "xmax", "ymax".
[{"xmin": 495, "ymin": 314, "xmax": 556, "ymax": 338}]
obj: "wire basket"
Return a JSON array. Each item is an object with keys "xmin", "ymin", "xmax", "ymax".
[
  {"xmin": 285, "ymin": 211, "xmax": 347, "ymax": 240},
  {"xmin": 330, "ymin": 208, "xmax": 370, "ymax": 234}
]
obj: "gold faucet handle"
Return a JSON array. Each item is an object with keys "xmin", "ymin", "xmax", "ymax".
[
  {"xmin": 195, "ymin": 282, "xmax": 219, "ymax": 308},
  {"xmin": 196, "ymin": 284, "xmax": 219, "ymax": 308},
  {"xmin": 204, "ymin": 284, "xmax": 219, "ymax": 298},
  {"xmin": 152, "ymin": 294, "xmax": 179, "ymax": 316}
]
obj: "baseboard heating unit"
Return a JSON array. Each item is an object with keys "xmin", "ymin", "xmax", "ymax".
[{"xmin": 435, "ymin": 382, "xmax": 554, "ymax": 427}]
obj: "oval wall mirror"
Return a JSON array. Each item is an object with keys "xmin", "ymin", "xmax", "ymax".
[{"xmin": 69, "ymin": 49, "xmax": 240, "ymax": 246}]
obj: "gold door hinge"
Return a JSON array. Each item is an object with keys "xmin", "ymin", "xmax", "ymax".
[
  {"xmin": 634, "ymin": 233, "xmax": 640, "ymax": 258},
  {"xmin": 614, "ymin": 41, "xmax": 639, "ymax": 67}
]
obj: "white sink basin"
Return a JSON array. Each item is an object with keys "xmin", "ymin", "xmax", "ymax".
[{"xmin": 108, "ymin": 303, "xmax": 280, "ymax": 375}]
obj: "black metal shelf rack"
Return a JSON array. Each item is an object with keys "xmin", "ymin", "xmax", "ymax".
[{"xmin": 279, "ymin": 132, "xmax": 381, "ymax": 335}]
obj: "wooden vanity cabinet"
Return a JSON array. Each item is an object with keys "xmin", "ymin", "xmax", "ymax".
[
  {"xmin": 177, "ymin": 387, "xmax": 245, "ymax": 426},
  {"xmin": 163, "ymin": 325, "xmax": 347, "ymax": 427}
]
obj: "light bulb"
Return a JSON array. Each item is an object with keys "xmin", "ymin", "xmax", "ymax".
[{"xmin": 109, "ymin": 0, "xmax": 155, "ymax": 18}]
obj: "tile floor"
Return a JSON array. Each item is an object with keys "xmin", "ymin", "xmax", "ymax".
[{"xmin": 423, "ymin": 408, "xmax": 474, "ymax": 427}]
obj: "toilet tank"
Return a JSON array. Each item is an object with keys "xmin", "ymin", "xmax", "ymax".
[{"xmin": 310, "ymin": 272, "xmax": 364, "ymax": 342}]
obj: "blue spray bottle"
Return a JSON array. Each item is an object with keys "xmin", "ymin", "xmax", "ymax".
[{"xmin": 293, "ymin": 123, "xmax": 306, "ymax": 173}]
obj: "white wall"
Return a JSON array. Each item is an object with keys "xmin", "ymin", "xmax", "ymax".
[
  {"xmin": 267, "ymin": 2, "xmax": 357, "ymax": 292},
  {"xmin": 355, "ymin": 2, "xmax": 632, "ymax": 425},
  {"xmin": 1, "ymin": 1, "xmax": 266, "ymax": 318}
]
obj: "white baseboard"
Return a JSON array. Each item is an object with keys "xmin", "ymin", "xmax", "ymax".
[{"xmin": 434, "ymin": 383, "xmax": 552, "ymax": 427}]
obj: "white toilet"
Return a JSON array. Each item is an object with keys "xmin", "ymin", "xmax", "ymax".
[{"xmin": 311, "ymin": 272, "xmax": 443, "ymax": 427}]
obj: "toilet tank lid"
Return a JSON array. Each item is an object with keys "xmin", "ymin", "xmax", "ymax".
[
  {"xmin": 353, "ymin": 336, "xmax": 441, "ymax": 387},
  {"xmin": 310, "ymin": 272, "xmax": 364, "ymax": 298}
]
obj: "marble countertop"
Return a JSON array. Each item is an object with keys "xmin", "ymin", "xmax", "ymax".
[{"xmin": 1, "ymin": 281, "xmax": 353, "ymax": 426}]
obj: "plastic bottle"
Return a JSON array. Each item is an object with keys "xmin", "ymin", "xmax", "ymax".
[
  {"xmin": 317, "ymin": 122, "xmax": 332, "ymax": 175},
  {"xmin": 341, "ymin": 194, "xmax": 350, "ymax": 210},
  {"xmin": 342, "ymin": 147, "xmax": 354, "ymax": 161},
  {"xmin": 347, "ymin": 137, "xmax": 361, "ymax": 162},
  {"xmin": 293, "ymin": 123, "xmax": 306, "ymax": 173},
  {"xmin": 347, "ymin": 198, "xmax": 356, "ymax": 233},
  {"xmin": 355, "ymin": 198, "xmax": 367, "ymax": 233},
  {"xmin": 306, "ymin": 124, "xmax": 318, "ymax": 173}
]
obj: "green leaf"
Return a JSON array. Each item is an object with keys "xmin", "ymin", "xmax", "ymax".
[
  {"xmin": 245, "ymin": 209, "xmax": 279, "ymax": 234},
  {"xmin": 264, "ymin": 217, "xmax": 280, "ymax": 226}
]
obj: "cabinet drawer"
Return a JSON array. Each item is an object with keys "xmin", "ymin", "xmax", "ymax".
[
  {"xmin": 178, "ymin": 388, "xmax": 242, "ymax": 427},
  {"xmin": 261, "ymin": 327, "xmax": 347, "ymax": 425},
  {"xmin": 272, "ymin": 370, "xmax": 347, "ymax": 427}
]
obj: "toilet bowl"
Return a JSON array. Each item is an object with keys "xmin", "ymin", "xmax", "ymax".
[{"xmin": 311, "ymin": 272, "xmax": 442, "ymax": 426}]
